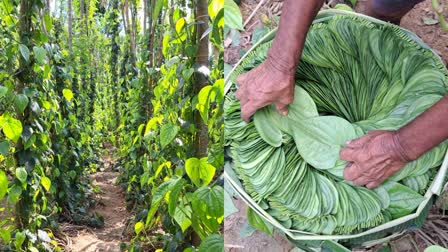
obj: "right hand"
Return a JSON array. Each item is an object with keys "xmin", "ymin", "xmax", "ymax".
[{"xmin": 235, "ymin": 57, "xmax": 295, "ymax": 122}]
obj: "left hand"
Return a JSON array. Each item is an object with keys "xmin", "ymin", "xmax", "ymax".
[{"xmin": 339, "ymin": 130, "xmax": 411, "ymax": 189}]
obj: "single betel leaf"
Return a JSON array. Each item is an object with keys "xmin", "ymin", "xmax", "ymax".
[
  {"xmin": 0, "ymin": 114, "xmax": 23, "ymax": 143},
  {"xmin": 14, "ymin": 231, "xmax": 25, "ymax": 250},
  {"xmin": 0, "ymin": 86, "xmax": 7, "ymax": 98},
  {"xmin": 62, "ymin": 89, "xmax": 74, "ymax": 101},
  {"xmin": 168, "ymin": 178, "xmax": 185, "ymax": 216},
  {"xmin": 0, "ymin": 229, "xmax": 11, "ymax": 243},
  {"xmin": 198, "ymin": 234, "xmax": 224, "ymax": 252},
  {"xmin": 15, "ymin": 167, "xmax": 27, "ymax": 183},
  {"xmin": 14, "ymin": 94, "xmax": 29, "ymax": 113},
  {"xmin": 160, "ymin": 123, "xmax": 179, "ymax": 148},
  {"xmin": 208, "ymin": 0, "xmax": 224, "ymax": 20},
  {"xmin": 44, "ymin": 13, "xmax": 53, "ymax": 31},
  {"xmin": 0, "ymin": 141, "xmax": 10, "ymax": 156},
  {"xmin": 33, "ymin": 46, "xmax": 46, "ymax": 64},
  {"xmin": 41, "ymin": 176, "xmax": 51, "ymax": 192},
  {"xmin": 134, "ymin": 222, "xmax": 144, "ymax": 235},
  {"xmin": 382, "ymin": 181, "xmax": 424, "ymax": 218},
  {"xmin": 185, "ymin": 157, "xmax": 216, "ymax": 187},
  {"xmin": 19, "ymin": 44, "xmax": 30, "ymax": 62},
  {"xmin": 173, "ymin": 203, "xmax": 192, "ymax": 232},
  {"xmin": 290, "ymin": 116, "xmax": 359, "ymax": 171},
  {"xmin": 7, "ymin": 185, "xmax": 22, "ymax": 204},
  {"xmin": 224, "ymin": 190, "xmax": 239, "ymax": 218},
  {"xmin": 224, "ymin": 0, "xmax": 243, "ymax": 30},
  {"xmin": 192, "ymin": 186, "xmax": 224, "ymax": 219},
  {"xmin": 247, "ymin": 207, "xmax": 273, "ymax": 235},
  {"xmin": 175, "ymin": 18, "xmax": 185, "ymax": 33},
  {"xmin": 0, "ymin": 170, "xmax": 8, "ymax": 200}
]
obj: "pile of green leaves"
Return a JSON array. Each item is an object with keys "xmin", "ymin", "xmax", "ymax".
[{"xmin": 225, "ymin": 15, "xmax": 448, "ymax": 235}]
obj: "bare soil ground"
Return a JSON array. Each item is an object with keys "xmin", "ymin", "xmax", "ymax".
[
  {"xmin": 64, "ymin": 153, "xmax": 130, "ymax": 252},
  {"xmin": 224, "ymin": 0, "xmax": 448, "ymax": 251}
]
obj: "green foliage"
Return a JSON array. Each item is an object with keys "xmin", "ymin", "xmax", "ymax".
[
  {"xmin": 224, "ymin": 0, "xmax": 243, "ymax": 30},
  {"xmin": 247, "ymin": 208, "xmax": 273, "ymax": 235},
  {"xmin": 226, "ymin": 15, "xmax": 448, "ymax": 235}
]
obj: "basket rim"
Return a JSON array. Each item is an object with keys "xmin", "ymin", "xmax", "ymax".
[{"xmin": 224, "ymin": 9, "xmax": 448, "ymax": 241}]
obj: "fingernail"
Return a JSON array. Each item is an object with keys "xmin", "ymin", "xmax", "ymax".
[
  {"xmin": 345, "ymin": 140, "xmax": 352, "ymax": 145},
  {"xmin": 281, "ymin": 111, "xmax": 288, "ymax": 116}
]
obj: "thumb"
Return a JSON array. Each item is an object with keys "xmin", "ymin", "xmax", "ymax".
[{"xmin": 276, "ymin": 102, "xmax": 289, "ymax": 116}]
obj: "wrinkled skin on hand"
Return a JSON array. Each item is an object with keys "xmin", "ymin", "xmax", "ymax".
[
  {"xmin": 235, "ymin": 58, "xmax": 295, "ymax": 122},
  {"xmin": 340, "ymin": 130, "xmax": 411, "ymax": 189}
]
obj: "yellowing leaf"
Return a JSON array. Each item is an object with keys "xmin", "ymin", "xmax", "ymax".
[
  {"xmin": 175, "ymin": 18, "xmax": 185, "ymax": 34},
  {"xmin": 41, "ymin": 176, "xmax": 51, "ymax": 192},
  {"xmin": 134, "ymin": 222, "xmax": 144, "ymax": 235},
  {"xmin": 62, "ymin": 89, "xmax": 74, "ymax": 101},
  {"xmin": 185, "ymin": 157, "xmax": 216, "ymax": 187},
  {"xmin": 0, "ymin": 114, "xmax": 23, "ymax": 143}
]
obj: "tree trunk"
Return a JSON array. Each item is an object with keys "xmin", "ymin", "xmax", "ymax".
[
  {"xmin": 16, "ymin": 0, "xmax": 33, "ymax": 229},
  {"xmin": 194, "ymin": 0, "xmax": 209, "ymax": 158},
  {"xmin": 68, "ymin": 0, "xmax": 73, "ymax": 55}
]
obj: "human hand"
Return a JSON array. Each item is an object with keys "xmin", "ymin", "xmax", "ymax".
[
  {"xmin": 340, "ymin": 130, "xmax": 412, "ymax": 189},
  {"xmin": 235, "ymin": 57, "xmax": 295, "ymax": 122}
]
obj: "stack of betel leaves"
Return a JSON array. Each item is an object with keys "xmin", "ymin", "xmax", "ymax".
[{"xmin": 225, "ymin": 14, "xmax": 448, "ymax": 235}]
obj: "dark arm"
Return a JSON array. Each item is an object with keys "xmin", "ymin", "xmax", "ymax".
[{"xmin": 235, "ymin": 0, "xmax": 325, "ymax": 122}]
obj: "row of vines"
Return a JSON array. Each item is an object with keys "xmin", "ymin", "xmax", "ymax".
[{"xmin": 0, "ymin": 0, "xmax": 224, "ymax": 251}]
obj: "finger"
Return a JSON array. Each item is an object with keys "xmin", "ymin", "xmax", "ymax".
[
  {"xmin": 236, "ymin": 73, "xmax": 248, "ymax": 88},
  {"xmin": 339, "ymin": 147, "xmax": 357, "ymax": 161},
  {"xmin": 343, "ymin": 163, "xmax": 362, "ymax": 181},
  {"xmin": 353, "ymin": 176, "xmax": 370, "ymax": 186},
  {"xmin": 241, "ymin": 101, "xmax": 261, "ymax": 122},
  {"xmin": 235, "ymin": 89, "xmax": 248, "ymax": 106},
  {"xmin": 275, "ymin": 102, "xmax": 289, "ymax": 116},
  {"xmin": 345, "ymin": 135, "xmax": 373, "ymax": 148},
  {"xmin": 366, "ymin": 181, "xmax": 381, "ymax": 189}
]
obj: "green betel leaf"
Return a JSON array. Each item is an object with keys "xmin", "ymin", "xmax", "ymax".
[
  {"xmin": 14, "ymin": 94, "xmax": 29, "ymax": 113},
  {"xmin": 0, "ymin": 86, "xmax": 7, "ymax": 98},
  {"xmin": 160, "ymin": 123, "xmax": 179, "ymax": 148},
  {"xmin": 198, "ymin": 234, "xmax": 224, "ymax": 252},
  {"xmin": 224, "ymin": 190, "xmax": 238, "ymax": 218},
  {"xmin": 0, "ymin": 170, "xmax": 8, "ymax": 200},
  {"xmin": 247, "ymin": 207, "xmax": 273, "ymax": 235},
  {"xmin": 33, "ymin": 46, "xmax": 46, "ymax": 64},
  {"xmin": 134, "ymin": 222, "xmax": 144, "ymax": 235},
  {"xmin": 146, "ymin": 178, "xmax": 180, "ymax": 226},
  {"xmin": 41, "ymin": 176, "xmax": 51, "ymax": 192},
  {"xmin": 185, "ymin": 157, "xmax": 216, "ymax": 187},
  {"xmin": 290, "ymin": 116, "xmax": 359, "ymax": 171},
  {"xmin": 224, "ymin": 0, "xmax": 243, "ymax": 30},
  {"xmin": 0, "ymin": 229, "xmax": 11, "ymax": 243},
  {"xmin": 0, "ymin": 141, "xmax": 10, "ymax": 156},
  {"xmin": 14, "ymin": 231, "xmax": 25, "ymax": 250},
  {"xmin": 168, "ymin": 178, "xmax": 185, "ymax": 216},
  {"xmin": 7, "ymin": 185, "xmax": 22, "ymax": 204},
  {"xmin": 62, "ymin": 88, "xmax": 74, "ymax": 101},
  {"xmin": 173, "ymin": 202, "xmax": 192, "ymax": 232},
  {"xmin": 381, "ymin": 181, "xmax": 424, "ymax": 218},
  {"xmin": 44, "ymin": 13, "xmax": 53, "ymax": 32},
  {"xmin": 19, "ymin": 44, "xmax": 30, "ymax": 62},
  {"xmin": 0, "ymin": 114, "xmax": 23, "ymax": 143},
  {"xmin": 15, "ymin": 167, "xmax": 27, "ymax": 183},
  {"xmin": 192, "ymin": 186, "xmax": 224, "ymax": 220}
]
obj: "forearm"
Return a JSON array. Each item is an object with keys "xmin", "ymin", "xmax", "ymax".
[
  {"xmin": 397, "ymin": 95, "xmax": 448, "ymax": 160},
  {"xmin": 268, "ymin": 0, "xmax": 325, "ymax": 74}
]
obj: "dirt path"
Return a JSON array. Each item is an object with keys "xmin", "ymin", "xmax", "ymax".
[{"xmin": 66, "ymin": 154, "xmax": 129, "ymax": 252}]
